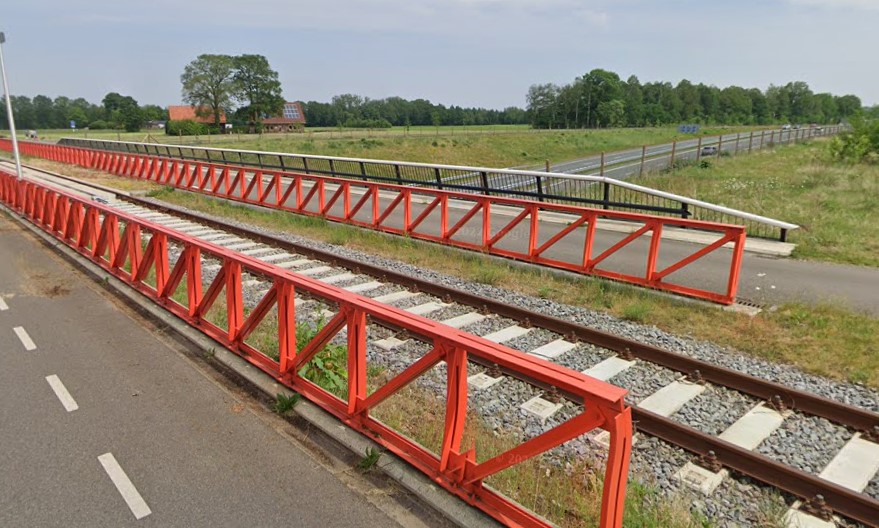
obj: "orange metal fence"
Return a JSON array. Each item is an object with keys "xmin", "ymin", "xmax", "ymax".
[
  {"xmin": 1, "ymin": 140, "xmax": 746, "ymax": 304},
  {"xmin": 0, "ymin": 168, "xmax": 634, "ymax": 528}
]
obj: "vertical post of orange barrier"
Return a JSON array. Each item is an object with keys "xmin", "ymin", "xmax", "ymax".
[
  {"xmin": 481, "ymin": 197, "xmax": 491, "ymax": 249},
  {"xmin": 725, "ymin": 228, "xmax": 746, "ymax": 302},
  {"xmin": 187, "ymin": 247, "xmax": 203, "ymax": 317},
  {"xmin": 402, "ymin": 189, "xmax": 412, "ymax": 233},
  {"xmin": 528, "ymin": 204, "xmax": 539, "ymax": 259},
  {"xmin": 277, "ymin": 281, "xmax": 296, "ymax": 376},
  {"xmin": 153, "ymin": 233, "xmax": 169, "ymax": 295},
  {"xmin": 598, "ymin": 406, "xmax": 633, "ymax": 528},
  {"xmin": 346, "ymin": 307, "xmax": 367, "ymax": 415},
  {"xmin": 225, "ymin": 261, "xmax": 243, "ymax": 342},
  {"xmin": 439, "ymin": 345, "xmax": 468, "ymax": 473},
  {"xmin": 645, "ymin": 221, "xmax": 663, "ymax": 283}
]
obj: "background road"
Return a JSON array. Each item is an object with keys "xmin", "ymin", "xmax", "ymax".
[{"xmin": 0, "ymin": 212, "xmax": 443, "ymax": 528}]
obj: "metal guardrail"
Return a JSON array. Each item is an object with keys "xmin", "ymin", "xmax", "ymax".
[
  {"xmin": 8, "ymin": 140, "xmax": 748, "ymax": 304},
  {"xmin": 0, "ymin": 167, "xmax": 634, "ymax": 528},
  {"xmin": 53, "ymin": 135, "xmax": 806, "ymax": 241}
]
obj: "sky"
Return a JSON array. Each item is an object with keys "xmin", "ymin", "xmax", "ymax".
[{"xmin": 2, "ymin": 0, "xmax": 877, "ymax": 110}]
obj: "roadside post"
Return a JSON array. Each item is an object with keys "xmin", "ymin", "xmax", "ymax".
[{"xmin": 0, "ymin": 31, "xmax": 23, "ymax": 180}]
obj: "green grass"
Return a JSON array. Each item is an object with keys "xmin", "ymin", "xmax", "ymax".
[
  {"xmin": 371, "ymin": 384, "xmax": 712, "ymax": 527},
  {"xmin": 125, "ymin": 190, "xmax": 879, "ymax": 388},
  {"xmin": 34, "ymin": 125, "xmax": 768, "ymax": 169},
  {"xmin": 627, "ymin": 140, "xmax": 879, "ymax": 267}
]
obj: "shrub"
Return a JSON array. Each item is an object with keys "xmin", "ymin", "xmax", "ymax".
[
  {"xmin": 88, "ymin": 120, "xmax": 109, "ymax": 130},
  {"xmin": 165, "ymin": 119, "xmax": 211, "ymax": 136},
  {"xmin": 829, "ymin": 117, "xmax": 879, "ymax": 163},
  {"xmin": 343, "ymin": 118, "xmax": 392, "ymax": 129}
]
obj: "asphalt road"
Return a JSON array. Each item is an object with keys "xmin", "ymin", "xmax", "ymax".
[
  {"xmin": 535, "ymin": 127, "xmax": 825, "ymax": 177},
  {"xmin": 0, "ymin": 212, "xmax": 440, "ymax": 528}
]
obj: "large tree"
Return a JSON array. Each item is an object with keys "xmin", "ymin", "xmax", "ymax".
[
  {"xmin": 180, "ymin": 54, "xmax": 236, "ymax": 131},
  {"xmin": 233, "ymin": 54, "xmax": 284, "ymax": 131}
]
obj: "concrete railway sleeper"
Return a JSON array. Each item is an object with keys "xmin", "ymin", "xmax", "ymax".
[{"xmin": 2, "ymin": 165, "xmax": 879, "ymax": 527}]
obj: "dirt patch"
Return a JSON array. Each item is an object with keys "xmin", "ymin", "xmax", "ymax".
[{"xmin": 16, "ymin": 260, "xmax": 74, "ymax": 298}]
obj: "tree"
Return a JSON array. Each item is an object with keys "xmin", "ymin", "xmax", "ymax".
[
  {"xmin": 675, "ymin": 80, "xmax": 701, "ymax": 122},
  {"xmin": 181, "ymin": 54, "xmax": 236, "ymax": 132},
  {"xmin": 32, "ymin": 95, "xmax": 54, "ymax": 129},
  {"xmin": 623, "ymin": 76, "xmax": 644, "ymax": 126},
  {"xmin": 233, "ymin": 54, "xmax": 284, "ymax": 131},
  {"xmin": 140, "ymin": 104, "xmax": 168, "ymax": 123},
  {"xmin": 596, "ymin": 100, "xmax": 626, "ymax": 128},
  {"xmin": 526, "ymin": 83, "xmax": 560, "ymax": 129}
]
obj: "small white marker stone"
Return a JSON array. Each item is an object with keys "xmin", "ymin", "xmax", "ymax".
[
  {"xmin": 374, "ymin": 336, "xmax": 408, "ymax": 351},
  {"xmin": 468, "ymin": 372, "xmax": 503, "ymax": 390},
  {"xmin": 674, "ymin": 462, "xmax": 728, "ymax": 495},
  {"xmin": 440, "ymin": 312, "xmax": 485, "ymax": 329},
  {"xmin": 529, "ymin": 339, "xmax": 576, "ymax": 360},
  {"xmin": 520, "ymin": 396, "xmax": 562, "ymax": 421}
]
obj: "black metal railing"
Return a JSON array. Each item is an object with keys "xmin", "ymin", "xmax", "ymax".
[{"xmin": 57, "ymin": 134, "xmax": 816, "ymax": 241}]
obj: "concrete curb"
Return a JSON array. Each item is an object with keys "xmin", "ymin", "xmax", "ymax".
[{"xmin": 1, "ymin": 204, "xmax": 502, "ymax": 528}]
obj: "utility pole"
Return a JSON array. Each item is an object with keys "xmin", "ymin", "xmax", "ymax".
[{"xmin": 0, "ymin": 31, "xmax": 24, "ymax": 180}]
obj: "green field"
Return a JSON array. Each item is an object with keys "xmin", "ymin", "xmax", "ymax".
[
  {"xmin": 627, "ymin": 140, "xmax": 879, "ymax": 267},
  {"xmin": 32, "ymin": 124, "xmax": 766, "ymax": 168}
]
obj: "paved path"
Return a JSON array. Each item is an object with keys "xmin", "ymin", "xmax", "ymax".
[{"xmin": 0, "ymin": 214, "xmax": 436, "ymax": 528}]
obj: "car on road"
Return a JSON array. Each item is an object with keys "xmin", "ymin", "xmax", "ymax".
[
  {"xmin": 782, "ymin": 124, "xmax": 791, "ymax": 130},
  {"xmin": 701, "ymin": 146, "xmax": 718, "ymax": 156}
]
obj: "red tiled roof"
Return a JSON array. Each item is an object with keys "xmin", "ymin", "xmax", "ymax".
[
  {"xmin": 168, "ymin": 105, "xmax": 226, "ymax": 124},
  {"xmin": 262, "ymin": 102, "xmax": 306, "ymax": 125}
]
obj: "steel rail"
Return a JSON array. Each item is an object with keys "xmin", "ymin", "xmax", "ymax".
[
  {"xmin": 636, "ymin": 411, "xmax": 879, "ymax": 527},
  {"xmin": 12, "ymin": 163, "xmax": 879, "ymax": 525},
  {"xmin": 115, "ymin": 193, "xmax": 878, "ymax": 431},
  {"xmin": 120, "ymin": 197, "xmax": 879, "ymax": 526}
]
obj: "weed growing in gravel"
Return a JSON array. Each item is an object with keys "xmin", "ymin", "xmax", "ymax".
[
  {"xmin": 356, "ymin": 447, "xmax": 382, "ymax": 473},
  {"xmin": 274, "ymin": 393, "xmax": 301, "ymax": 415}
]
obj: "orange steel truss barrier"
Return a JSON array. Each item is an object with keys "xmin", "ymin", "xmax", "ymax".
[
  {"xmin": 0, "ymin": 168, "xmax": 633, "ymax": 528},
  {"xmin": 1, "ymin": 140, "xmax": 746, "ymax": 304}
]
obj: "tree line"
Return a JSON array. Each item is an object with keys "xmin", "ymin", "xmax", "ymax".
[
  {"xmin": 2, "ymin": 63, "xmax": 869, "ymax": 133},
  {"xmin": 300, "ymin": 95, "xmax": 527, "ymax": 128},
  {"xmin": 0, "ymin": 93, "xmax": 167, "ymax": 132},
  {"xmin": 527, "ymin": 69, "xmax": 863, "ymax": 129}
]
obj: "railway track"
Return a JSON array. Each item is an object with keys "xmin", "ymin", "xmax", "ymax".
[{"xmin": 11, "ymin": 161, "xmax": 879, "ymax": 527}]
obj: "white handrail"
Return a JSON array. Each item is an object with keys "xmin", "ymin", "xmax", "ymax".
[{"xmin": 59, "ymin": 137, "xmax": 800, "ymax": 232}]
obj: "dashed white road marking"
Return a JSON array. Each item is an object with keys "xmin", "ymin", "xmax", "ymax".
[
  {"xmin": 13, "ymin": 326, "xmax": 36, "ymax": 351},
  {"xmin": 0, "ymin": 297, "xmax": 8, "ymax": 311},
  {"xmin": 98, "ymin": 453, "xmax": 152, "ymax": 520},
  {"xmin": 45, "ymin": 375, "xmax": 79, "ymax": 412}
]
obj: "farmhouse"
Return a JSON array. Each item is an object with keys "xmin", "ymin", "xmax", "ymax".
[
  {"xmin": 167, "ymin": 105, "xmax": 227, "ymax": 130},
  {"xmin": 262, "ymin": 102, "xmax": 306, "ymax": 132}
]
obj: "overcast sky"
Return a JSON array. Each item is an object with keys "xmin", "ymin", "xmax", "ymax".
[{"xmin": 2, "ymin": 0, "xmax": 876, "ymax": 109}]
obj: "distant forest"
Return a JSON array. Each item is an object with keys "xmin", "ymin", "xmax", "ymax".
[
  {"xmin": 0, "ymin": 69, "xmax": 870, "ymax": 131},
  {"xmin": 527, "ymin": 69, "xmax": 864, "ymax": 129}
]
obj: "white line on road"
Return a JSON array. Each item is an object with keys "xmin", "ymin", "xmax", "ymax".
[
  {"xmin": 13, "ymin": 326, "xmax": 36, "ymax": 351},
  {"xmin": 45, "ymin": 375, "xmax": 79, "ymax": 412},
  {"xmin": 0, "ymin": 297, "xmax": 8, "ymax": 311},
  {"xmin": 98, "ymin": 453, "xmax": 152, "ymax": 520}
]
